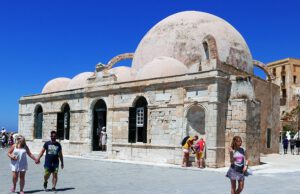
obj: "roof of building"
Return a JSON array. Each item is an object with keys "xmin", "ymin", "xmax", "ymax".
[
  {"xmin": 132, "ymin": 11, "xmax": 253, "ymax": 73},
  {"xmin": 267, "ymin": 58, "xmax": 300, "ymax": 67},
  {"xmin": 136, "ymin": 56, "xmax": 188, "ymax": 80},
  {"xmin": 68, "ymin": 72, "xmax": 94, "ymax": 90},
  {"xmin": 109, "ymin": 66, "xmax": 135, "ymax": 82},
  {"xmin": 42, "ymin": 77, "xmax": 71, "ymax": 94}
]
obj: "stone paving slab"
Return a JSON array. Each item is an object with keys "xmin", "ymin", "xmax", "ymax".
[{"xmin": 1, "ymin": 149, "xmax": 300, "ymax": 194}]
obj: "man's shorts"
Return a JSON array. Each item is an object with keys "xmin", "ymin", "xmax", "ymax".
[
  {"xmin": 196, "ymin": 151, "xmax": 204, "ymax": 159},
  {"xmin": 44, "ymin": 167, "xmax": 59, "ymax": 175}
]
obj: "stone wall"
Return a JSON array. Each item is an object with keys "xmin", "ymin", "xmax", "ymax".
[
  {"xmin": 19, "ymin": 90, "xmax": 92, "ymax": 155},
  {"xmin": 253, "ymin": 77, "xmax": 280, "ymax": 154},
  {"xmin": 19, "ymin": 69, "xmax": 271, "ymax": 167},
  {"xmin": 225, "ymin": 99, "xmax": 261, "ymax": 166}
]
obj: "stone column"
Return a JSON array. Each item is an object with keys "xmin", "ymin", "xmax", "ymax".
[{"xmin": 225, "ymin": 99, "xmax": 261, "ymax": 166}]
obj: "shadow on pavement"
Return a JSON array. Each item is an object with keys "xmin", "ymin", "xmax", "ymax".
[
  {"xmin": 55, "ymin": 187, "xmax": 75, "ymax": 192},
  {"xmin": 24, "ymin": 187, "xmax": 75, "ymax": 193},
  {"xmin": 22, "ymin": 190, "xmax": 44, "ymax": 193}
]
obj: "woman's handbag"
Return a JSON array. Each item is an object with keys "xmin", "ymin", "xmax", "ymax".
[{"xmin": 244, "ymin": 166, "xmax": 253, "ymax": 176}]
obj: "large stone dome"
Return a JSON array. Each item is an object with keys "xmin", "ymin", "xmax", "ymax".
[
  {"xmin": 109, "ymin": 66, "xmax": 136, "ymax": 82},
  {"xmin": 68, "ymin": 72, "xmax": 94, "ymax": 90},
  {"xmin": 42, "ymin": 77, "xmax": 71, "ymax": 94},
  {"xmin": 136, "ymin": 57, "xmax": 188, "ymax": 80},
  {"xmin": 132, "ymin": 11, "xmax": 253, "ymax": 73}
]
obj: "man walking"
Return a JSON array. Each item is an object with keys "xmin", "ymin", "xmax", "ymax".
[{"xmin": 37, "ymin": 131, "xmax": 64, "ymax": 192}]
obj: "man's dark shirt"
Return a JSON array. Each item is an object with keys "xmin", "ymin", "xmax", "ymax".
[{"xmin": 43, "ymin": 141, "xmax": 62, "ymax": 168}]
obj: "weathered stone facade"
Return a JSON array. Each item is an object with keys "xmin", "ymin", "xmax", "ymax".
[
  {"xmin": 19, "ymin": 11, "xmax": 280, "ymax": 167},
  {"xmin": 267, "ymin": 58, "xmax": 300, "ymax": 135}
]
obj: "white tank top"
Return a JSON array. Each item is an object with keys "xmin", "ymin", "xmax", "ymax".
[{"xmin": 10, "ymin": 147, "xmax": 28, "ymax": 171}]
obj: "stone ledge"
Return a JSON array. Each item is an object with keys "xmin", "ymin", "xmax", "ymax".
[{"xmin": 112, "ymin": 143, "xmax": 181, "ymax": 149}]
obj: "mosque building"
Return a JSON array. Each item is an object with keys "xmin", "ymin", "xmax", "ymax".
[{"xmin": 19, "ymin": 11, "xmax": 280, "ymax": 167}]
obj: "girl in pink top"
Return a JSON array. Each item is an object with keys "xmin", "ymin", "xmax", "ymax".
[{"xmin": 226, "ymin": 136, "xmax": 249, "ymax": 194}]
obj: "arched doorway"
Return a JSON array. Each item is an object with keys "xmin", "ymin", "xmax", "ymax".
[
  {"xmin": 34, "ymin": 105, "xmax": 43, "ymax": 139},
  {"xmin": 128, "ymin": 96, "xmax": 148, "ymax": 143},
  {"xmin": 57, "ymin": 104, "xmax": 70, "ymax": 140},
  {"xmin": 186, "ymin": 105, "xmax": 206, "ymax": 135},
  {"xmin": 93, "ymin": 99, "xmax": 107, "ymax": 151}
]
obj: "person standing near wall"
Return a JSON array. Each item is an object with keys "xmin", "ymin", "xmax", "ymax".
[
  {"xmin": 226, "ymin": 136, "xmax": 249, "ymax": 194},
  {"xmin": 296, "ymin": 138, "xmax": 300, "ymax": 155},
  {"xmin": 97, "ymin": 127, "xmax": 102, "ymax": 149},
  {"xmin": 181, "ymin": 135, "xmax": 198, "ymax": 167},
  {"xmin": 290, "ymin": 137, "xmax": 296, "ymax": 155},
  {"xmin": 195, "ymin": 137, "xmax": 206, "ymax": 168},
  {"xmin": 101, "ymin": 127, "xmax": 107, "ymax": 151},
  {"xmin": 283, "ymin": 137, "xmax": 289, "ymax": 154},
  {"xmin": 37, "ymin": 131, "xmax": 64, "ymax": 192}
]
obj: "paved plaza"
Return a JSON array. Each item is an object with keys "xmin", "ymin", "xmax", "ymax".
[{"xmin": 1, "ymin": 149, "xmax": 300, "ymax": 194}]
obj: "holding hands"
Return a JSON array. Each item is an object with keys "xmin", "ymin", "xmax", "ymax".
[
  {"xmin": 35, "ymin": 158, "xmax": 40, "ymax": 164},
  {"xmin": 11, "ymin": 155, "xmax": 18, "ymax": 160}
]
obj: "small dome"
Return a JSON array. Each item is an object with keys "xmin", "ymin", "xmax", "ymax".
[
  {"xmin": 136, "ymin": 57, "xmax": 188, "ymax": 80},
  {"xmin": 42, "ymin": 77, "xmax": 71, "ymax": 94},
  {"xmin": 109, "ymin": 66, "xmax": 135, "ymax": 82},
  {"xmin": 132, "ymin": 11, "xmax": 253, "ymax": 73},
  {"xmin": 68, "ymin": 72, "xmax": 94, "ymax": 90}
]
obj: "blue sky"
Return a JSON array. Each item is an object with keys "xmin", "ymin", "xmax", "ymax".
[{"xmin": 0, "ymin": 0, "xmax": 299, "ymax": 131}]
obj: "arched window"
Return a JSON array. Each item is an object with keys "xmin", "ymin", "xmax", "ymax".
[
  {"xmin": 202, "ymin": 35, "xmax": 218, "ymax": 61},
  {"xmin": 203, "ymin": 41, "xmax": 210, "ymax": 60},
  {"xmin": 187, "ymin": 105, "xmax": 205, "ymax": 134},
  {"xmin": 34, "ymin": 105, "xmax": 43, "ymax": 139},
  {"xmin": 128, "ymin": 97, "xmax": 148, "ymax": 143},
  {"xmin": 57, "ymin": 104, "xmax": 70, "ymax": 140},
  {"xmin": 93, "ymin": 99, "xmax": 107, "ymax": 151}
]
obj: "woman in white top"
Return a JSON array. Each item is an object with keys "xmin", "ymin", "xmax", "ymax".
[{"xmin": 7, "ymin": 135, "xmax": 38, "ymax": 194}]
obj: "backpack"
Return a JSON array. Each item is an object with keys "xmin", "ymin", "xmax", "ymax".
[{"xmin": 181, "ymin": 136, "xmax": 190, "ymax": 146}]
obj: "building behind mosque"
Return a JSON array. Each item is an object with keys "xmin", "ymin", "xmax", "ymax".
[{"xmin": 19, "ymin": 11, "xmax": 280, "ymax": 167}]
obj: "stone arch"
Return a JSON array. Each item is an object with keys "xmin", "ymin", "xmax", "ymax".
[
  {"xmin": 202, "ymin": 35, "xmax": 219, "ymax": 60},
  {"xmin": 91, "ymin": 98, "xmax": 108, "ymax": 151},
  {"xmin": 57, "ymin": 103, "xmax": 70, "ymax": 140},
  {"xmin": 34, "ymin": 104, "xmax": 43, "ymax": 139},
  {"xmin": 184, "ymin": 102, "xmax": 208, "ymax": 117},
  {"xmin": 60, "ymin": 102, "xmax": 70, "ymax": 112},
  {"xmin": 185, "ymin": 104, "xmax": 206, "ymax": 135},
  {"xmin": 96, "ymin": 53, "xmax": 134, "ymax": 72},
  {"xmin": 131, "ymin": 95, "xmax": 150, "ymax": 107},
  {"xmin": 128, "ymin": 96, "xmax": 148, "ymax": 143},
  {"xmin": 253, "ymin": 60, "xmax": 274, "ymax": 81}
]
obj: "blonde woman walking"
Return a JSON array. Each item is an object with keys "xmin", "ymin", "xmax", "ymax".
[{"xmin": 7, "ymin": 135, "xmax": 38, "ymax": 194}]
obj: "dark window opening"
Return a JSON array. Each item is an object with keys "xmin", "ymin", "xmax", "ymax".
[
  {"xmin": 272, "ymin": 68, "xmax": 276, "ymax": 76},
  {"xmin": 128, "ymin": 97, "xmax": 148, "ymax": 143},
  {"xmin": 57, "ymin": 104, "xmax": 70, "ymax": 140},
  {"xmin": 34, "ymin": 106, "xmax": 43, "ymax": 139},
  {"xmin": 267, "ymin": 128, "xmax": 271, "ymax": 148},
  {"xmin": 282, "ymin": 65, "xmax": 285, "ymax": 71},
  {"xmin": 294, "ymin": 76, "xmax": 297, "ymax": 84},
  {"xmin": 282, "ymin": 89, "xmax": 287, "ymax": 98},
  {"xmin": 93, "ymin": 99, "xmax": 107, "ymax": 151},
  {"xmin": 203, "ymin": 42, "xmax": 210, "ymax": 60},
  {"xmin": 282, "ymin": 76, "xmax": 285, "ymax": 86}
]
